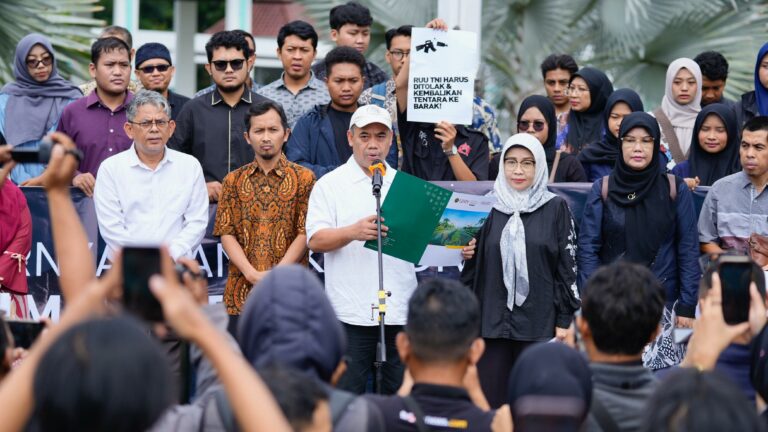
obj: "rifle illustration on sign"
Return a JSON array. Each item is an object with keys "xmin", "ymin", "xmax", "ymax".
[{"xmin": 416, "ymin": 39, "xmax": 447, "ymax": 54}]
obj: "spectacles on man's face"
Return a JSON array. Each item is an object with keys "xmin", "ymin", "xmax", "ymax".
[
  {"xmin": 518, "ymin": 120, "xmax": 546, "ymax": 133},
  {"xmin": 138, "ymin": 64, "xmax": 171, "ymax": 74},
  {"xmin": 129, "ymin": 119, "xmax": 170, "ymax": 130},
  {"xmin": 388, "ymin": 50, "xmax": 410, "ymax": 61},
  {"xmin": 621, "ymin": 136, "xmax": 654, "ymax": 147},
  {"xmin": 26, "ymin": 56, "xmax": 53, "ymax": 68},
  {"xmin": 211, "ymin": 59, "xmax": 246, "ymax": 72}
]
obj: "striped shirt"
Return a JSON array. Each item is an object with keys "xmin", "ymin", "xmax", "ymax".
[{"xmin": 698, "ymin": 171, "xmax": 768, "ymax": 253}]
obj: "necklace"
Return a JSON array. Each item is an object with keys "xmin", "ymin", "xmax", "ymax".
[{"xmin": 627, "ymin": 192, "xmax": 637, "ymax": 200}]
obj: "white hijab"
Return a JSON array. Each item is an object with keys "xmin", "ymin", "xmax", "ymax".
[
  {"xmin": 660, "ymin": 58, "xmax": 702, "ymax": 156},
  {"xmin": 493, "ymin": 133, "xmax": 557, "ymax": 310}
]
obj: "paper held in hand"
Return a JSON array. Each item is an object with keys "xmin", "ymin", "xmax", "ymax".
[{"xmin": 407, "ymin": 27, "xmax": 479, "ymax": 125}]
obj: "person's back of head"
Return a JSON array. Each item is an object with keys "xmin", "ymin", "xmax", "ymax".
[
  {"xmin": 329, "ymin": 1, "xmax": 373, "ymax": 30},
  {"xmin": 238, "ymin": 265, "xmax": 346, "ymax": 384},
  {"xmin": 402, "ymin": 278, "xmax": 481, "ymax": 366},
  {"xmin": 100, "ymin": 25, "xmax": 133, "ymax": 50},
  {"xmin": 580, "ymin": 261, "xmax": 665, "ymax": 357},
  {"xmin": 30, "ymin": 316, "xmax": 174, "ymax": 432},
  {"xmin": 260, "ymin": 365, "xmax": 331, "ymax": 432},
  {"xmin": 694, "ymin": 50, "xmax": 729, "ymax": 82},
  {"xmin": 641, "ymin": 368, "xmax": 765, "ymax": 432}
]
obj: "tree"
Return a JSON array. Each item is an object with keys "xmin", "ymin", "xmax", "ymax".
[{"xmin": 0, "ymin": 0, "xmax": 104, "ymax": 84}]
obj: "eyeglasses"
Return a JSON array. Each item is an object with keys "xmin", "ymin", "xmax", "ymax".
[
  {"xmin": 621, "ymin": 136, "xmax": 654, "ymax": 147},
  {"xmin": 388, "ymin": 50, "xmax": 410, "ymax": 61},
  {"xmin": 518, "ymin": 120, "xmax": 546, "ymax": 132},
  {"xmin": 26, "ymin": 57, "xmax": 53, "ymax": 68},
  {"xmin": 565, "ymin": 86, "xmax": 588, "ymax": 96},
  {"xmin": 129, "ymin": 119, "xmax": 170, "ymax": 130},
  {"xmin": 503, "ymin": 159, "xmax": 536, "ymax": 171},
  {"xmin": 211, "ymin": 59, "xmax": 246, "ymax": 72},
  {"xmin": 138, "ymin": 64, "xmax": 171, "ymax": 74}
]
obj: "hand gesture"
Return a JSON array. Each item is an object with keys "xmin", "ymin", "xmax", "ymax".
[
  {"xmin": 43, "ymin": 132, "xmax": 80, "ymax": 193},
  {"xmin": 462, "ymin": 238, "xmax": 476, "ymax": 261},
  {"xmin": 425, "ymin": 18, "xmax": 449, "ymax": 31},
  {"xmin": 348, "ymin": 215, "xmax": 388, "ymax": 242},
  {"xmin": 207, "ymin": 181, "xmax": 222, "ymax": 202},
  {"xmin": 72, "ymin": 173, "xmax": 95, "ymax": 196},
  {"xmin": 435, "ymin": 122, "xmax": 457, "ymax": 151}
]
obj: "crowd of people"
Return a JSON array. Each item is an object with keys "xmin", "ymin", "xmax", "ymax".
[{"xmin": 3, "ymin": 1, "xmax": 768, "ymax": 430}]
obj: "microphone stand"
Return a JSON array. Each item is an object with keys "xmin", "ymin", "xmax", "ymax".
[{"xmin": 372, "ymin": 167, "xmax": 387, "ymax": 394}]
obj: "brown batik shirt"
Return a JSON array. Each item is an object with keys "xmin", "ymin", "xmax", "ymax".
[{"xmin": 213, "ymin": 154, "xmax": 315, "ymax": 314}]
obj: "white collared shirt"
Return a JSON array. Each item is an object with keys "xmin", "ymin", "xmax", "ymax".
[
  {"xmin": 306, "ymin": 156, "xmax": 417, "ymax": 326},
  {"xmin": 94, "ymin": 144, "xmax": 209, "ymax": 260}
]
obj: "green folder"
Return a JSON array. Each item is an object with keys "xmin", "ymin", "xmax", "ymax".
[{"xmin": 364, "ymin": 171, "xmax": 452, "ymax": 263}]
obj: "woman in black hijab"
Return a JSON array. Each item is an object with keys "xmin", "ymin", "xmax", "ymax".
[
  {"xmin": 671, "ymin": 103, "xmax": 741, "ymax": 189},
  {"xmin": 507, "ymin": 343, "xmax": 592, "ymax": 432},
  {"xmin": 564, "ymin": 67, "xmax": 614, "ymax": 154},
  {"xmin": 577, "ymin": 112, "xmax": 700, "ymax": 370},
  {"xmin": 578, "ymin": 89, "xmax": 644, "ymax": 181},
  {"xmin": 489, "ymin": 95, "xmax": 587, "ymax": 182}
]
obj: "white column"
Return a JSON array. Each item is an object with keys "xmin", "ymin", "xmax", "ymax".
[
  {"xmin": 112, "ymin": 0, "xmax": 140, "ymax": 37},
  {"xmin": 225, "ymin": 0, "xmax": 252, "ymax": 31},
  {"xmin": 437, "ymin": 0, "xmax": 482, "ymax": 42},
  {"xmin": 174, "ymin": 0, "xmax": 198, "ymax": 96}
]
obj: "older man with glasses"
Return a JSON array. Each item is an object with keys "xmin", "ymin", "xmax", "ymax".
[
  {"xmin": 133, "ymin": 43, "xmax": 190, "ymax": 121},
  {"xmin": 170, "ymin": 31, "xmax": 273, "ymax": 202},
  {"xmin": 94, "ymin": 89, "xmax": 208, "ymax": 261}
]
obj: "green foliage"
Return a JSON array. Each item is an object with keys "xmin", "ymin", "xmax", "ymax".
[{"xmin": 0, "ymin": 0, "xmax": 105, "ymax": 84}]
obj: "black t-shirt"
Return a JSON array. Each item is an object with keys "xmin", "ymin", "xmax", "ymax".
[
  {"xmin": 365, "ymin": 383, "xmax": 495, "ymax": 431},
  {"xmin": 327, "ymin": 106, "xmax": 354, "ymax": 162}
]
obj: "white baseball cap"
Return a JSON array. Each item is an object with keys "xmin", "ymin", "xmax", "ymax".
[{"xmin": 349, "ymin": 105, "xmax": 392, "ymax": 131}]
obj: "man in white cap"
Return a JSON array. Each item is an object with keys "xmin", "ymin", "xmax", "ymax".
[{"xmin": 305, "ymin": 104, "xmax": 416, "ymax": 395}]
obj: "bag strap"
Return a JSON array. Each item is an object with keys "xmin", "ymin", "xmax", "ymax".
[
  {"xmin": 668, "ymin": 173, "xmax": 677, "ymax": 201},
  {"xmin": 401, "ymin": 396, "xmax": 432, "ymax": 432},
  {"xmin": 601, "ymin": 175, "xmax": 609, "ymax": 201},
  {"xmin": 653, "ymin": 108, "xmax": 686, "ymax": 164},
  {"xmin": 549, "ymin": 150, "xmax": 562, "ymax": 183},
  {"xmin": 590, "ymin": 396, "xmax": 621, "ymax": 432}
]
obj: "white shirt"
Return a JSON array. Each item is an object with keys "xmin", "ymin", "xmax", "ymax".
[
  {"xmin": 306, "ymin": 157, "xmax": 417, "ymax": 326},
  {"xmin": 94, "ymin": 145, "xmax": 209, "ymax": 260}
]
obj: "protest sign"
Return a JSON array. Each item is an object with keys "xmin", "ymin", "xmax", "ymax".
[{"xmin": 407, "ymin": 27, "xmax": 479, "ymax": 125}]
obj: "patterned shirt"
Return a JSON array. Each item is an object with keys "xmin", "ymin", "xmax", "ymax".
[
  {"xmin": 699, "ymin": 171, "xmax": 768, "ymax": 254},
  {"xmin": 213, "ymin": 154, "xmax": 315, "ymax": 314},
  {"xmin": 471, "ymin": 96, "xmax": 502, "ymax": 152},
  {"xmin": 257, "ymin": 72, "xmax": 330, "ymax": 128}
]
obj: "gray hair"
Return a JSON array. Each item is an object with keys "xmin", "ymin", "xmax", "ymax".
[{"xmin": 126, "ymin": 90, "xmax": 172, "ymax": 122}]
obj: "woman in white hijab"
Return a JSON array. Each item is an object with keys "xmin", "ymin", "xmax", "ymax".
[
  {"xmin": 651, "ymin": 58, "xmax": 703, "ymax": 167},
  {"xmin": 460, "ymin": 133, "xmax": 580, "ymax": 408}
]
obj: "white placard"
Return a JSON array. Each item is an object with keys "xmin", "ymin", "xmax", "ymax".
[{"xmin": 407, "ymin": 28, "xmax": 479, "ymax": 125}]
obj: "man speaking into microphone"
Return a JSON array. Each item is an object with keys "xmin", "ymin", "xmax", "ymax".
[{"xmin": 306, "ymin": 104, "xmax": 416, "ymax": 394}]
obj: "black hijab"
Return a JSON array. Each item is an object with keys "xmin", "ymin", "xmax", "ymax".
[
  {"xmin": 566, "ymin": 67, "xmax": 614, "ymax": 153},
  {"xmin": 578, "ymin": 88, "xmax": 644, "ymax": 165},
  {"xmin": 608, "ymin": 112, "xmax": 675, "ymax": 266},
  {"xmin": 688, "ymin": 103, "xmax": 741, "ymax": 187},
  {"xmin": 507, "ymin": 343, "xmax": 592, "ymax": 429},
  {"xmin": 517, "ymin": 95, "xmax": 557, "ymax": 170}
]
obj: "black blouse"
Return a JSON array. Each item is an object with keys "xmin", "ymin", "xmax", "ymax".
[{"xmin": 460, "ymin": 197, "xmax": 580, "ymax": 340}]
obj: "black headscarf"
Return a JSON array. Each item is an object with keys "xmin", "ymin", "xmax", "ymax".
[
  {"xmin": 608, "ymin": 112, "xmax": 675, "ymax": 266},
  {"xmin": 517, "ymin": 95, "xmax": 557, "ymax": 170},
  {"xmin": 507, "ymin": 343, "xmax": 592, "ymax": 429},
  {"xmin": 566, "ymin": 67, "xmax": 614, "ymax": 153},
  {"xmin": 578, "ymin": 88, "xmax": 644, "ymax": 166},
  {"xmin": 688, "ymin": 103, "xmax": 741, "ymax": 187}
]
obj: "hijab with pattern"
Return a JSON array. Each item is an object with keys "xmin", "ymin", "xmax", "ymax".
[
  {"xmin": 608, "ymin": 112, "xmax": 675, "ymax": 266},
  {"xmin": 578, "ymin": 88, "xmax": 644, "ymax": 166},
  {"xmin": 494, "ymin": 134, "xmax": 557, "ymax": 310},
  {"xmin": 688, "ymin": 103, "xmax": 741, "ymax": 187},
  {"xmin": 1, "ymin": 33, "xmax": 81, "ymax": 146},
  {"xmin": 659, "ymin": 58, "xmax": 702, "ymax": 156},
  {"xmin": 566, "ymin": 67, "xmax": 614, "ymax": 153},
  {"xmin": 517, "ymin": 95, "xmax": 557, "ymax": 171}
]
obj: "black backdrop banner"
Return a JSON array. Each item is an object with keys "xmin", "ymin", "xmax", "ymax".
[{"xmin": 17, "ymin": 182, "xmax": 709, "ymax": 320}]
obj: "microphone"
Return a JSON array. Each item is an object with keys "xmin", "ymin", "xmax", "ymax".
[{"xmin": 369, "ymin": 160, "xmax": 386, "ymax": 195}]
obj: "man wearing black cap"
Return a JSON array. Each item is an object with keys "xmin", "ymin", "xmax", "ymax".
[{"xmin": 134, "ymin": 42, "xmax": 190, "ymax": 121}]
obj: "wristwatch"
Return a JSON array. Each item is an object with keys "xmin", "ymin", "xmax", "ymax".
[{"xmin": 443, "ymin": 145, "xmax": 458, "ymax": 156}]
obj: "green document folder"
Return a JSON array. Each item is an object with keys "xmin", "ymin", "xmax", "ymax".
[{"xmin": 364, "ymin": 171, "xmax": 452, "ymax": 263}]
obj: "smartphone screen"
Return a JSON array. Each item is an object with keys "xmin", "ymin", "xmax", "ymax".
[
  {"xmin": 122, "ymin": 246, "xmax": 164, "ymax": 322},
  {"xmin": 7, "ymin": 320, "xmax": 45, "ymax": 349},
  {"xmin": 719, "ymin": 259, "xmax": 752, "ymax": 325}
]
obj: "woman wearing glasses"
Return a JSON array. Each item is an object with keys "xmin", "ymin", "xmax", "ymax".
[
  {"xmin": 461, "ymin": 133, "xmax": 580, "ymax": 407},
  {"xmin": 0, "ymin": 34, "xmax": 82, "ymax": 184},
  {"xmin": 577, "ymin": 112, "xmax": 700, "ymax": 370},
  {"xmin": 563, "ymin": 67, "xmax": 614, "ymax": 154},
  {"xmin": 579, "ymin": 89, "xmax": 645, "ymax": 182},
  {"xmin": 490, "ymin": 95, "xmax": 586, "ymax": 182}
]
